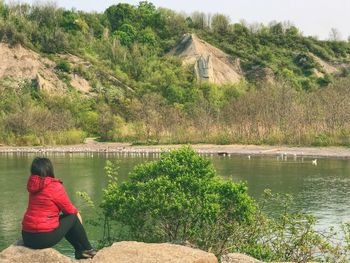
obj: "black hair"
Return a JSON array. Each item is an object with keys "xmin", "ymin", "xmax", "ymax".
[{"xmin": 31, "ymin": 157, "xmax": 55, "ymax": 178}]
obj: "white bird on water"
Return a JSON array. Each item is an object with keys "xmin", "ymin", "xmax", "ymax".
[
  {"xmin": 247, "ymin": 155, "xmax": 251, "ymax": 160},
  {"xmin": 312, "ymin": 159, "xmax": 317, "ymax": 166}
]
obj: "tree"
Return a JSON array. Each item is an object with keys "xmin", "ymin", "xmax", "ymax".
[
  {"xmin": 329, "ymin": 27, "xmax": 342, "ymax": 41},
  {"xmin": 101, "ymin": 146, "xmax": 255, "ymax": 254},
  {"xmin": 158, "ymin": 8, "xmax": 188, "ymax": 39},
  {"xmin": 285, "ymin": 25, "xmax": 299, "ymax": 36},
  {"xmin": 0, "ymin": 1, "xmax": 9, "ymax": 18},
  {"xmin": 129, "ymin": 93, "xmax": 167, "ymax": 142},
  {"xmin": 190, "ymin": 11, "xmax": 209, "ymax": 29},
  {"xmin": 137, "ymin": 27, "xmax": 157, "ymax": 45},
  {"xmin": 28, "ymin": 2, "xmax": 62, "ymax": 28},
  {"xmin": 60, "ymin": 11, "xmax": 89, "ymax": 33},
  {"xmin": 114, "ymin": 23, "xmax": 136, "ymax": 45},
  {"xmin": 96, "ymin": 103, "xmax": 115, "ymax": 141},
  {"xmin": 136, "ymin": 1, "xmax": 159, "ymax": 29},
  {"xmin": 269, "ymin": 22, "xmax": 284, "ymax": 35},
  {"xmin": 211, "ymin": 13, "xmax": 230, "ymax": 34},
  {"xmin": 104, "ymin": 3, "xmax": 135, "ymax": 32}
]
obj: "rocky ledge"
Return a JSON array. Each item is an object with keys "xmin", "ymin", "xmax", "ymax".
[
  {"xmin": 0, "ymin": 241, "xmax": 218, "ymax": 263},
  {"xmin": 1, "ymin": 241, "xmax": 309, "ymax": 263},
  {"xmin": 0, "ymin": 241, "xmax": 269, "ymax": 263}
]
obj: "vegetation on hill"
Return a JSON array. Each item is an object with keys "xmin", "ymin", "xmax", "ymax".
[{"xmin": 0, "ymin": 1, "xmax": 350, "ymax": 146}]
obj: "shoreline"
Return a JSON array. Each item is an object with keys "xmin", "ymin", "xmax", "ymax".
[{"xmin": 1, "ymin": 142, "xmax": 350, "ymax": 158}]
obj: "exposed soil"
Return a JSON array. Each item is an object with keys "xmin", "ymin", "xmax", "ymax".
[
  {"xmin": 309, "ymin": 53, "xmax": 339, "ymax": 75},
  {"xmin": 0, "ymin": 43, "xmax": 93, "ymax": 94},
  {"xmin": 169, "ymin": 33, "xmax": 243, "ymax": 85}
]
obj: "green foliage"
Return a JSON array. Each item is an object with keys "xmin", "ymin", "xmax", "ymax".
[
  {"xmin": 0, "ymin": 80, "xmax": 94, "ymax": 145},
  {"xmin": 0, "ymin": 1, "xmax": 350, "ymax": 146},
  {"xmin": 114, "ymin": 24, "xmax": 137, "ymax": 45},
  {"xmin": 137, "ymin": 27, "xmax": 157, "ymax": 45},
  {"xmin": 0, "ymin": 21, "xmax": 27, "ymax": 46},
  {"xmin": 76, "ymin": 147, "xmax": 350, "ymax": 261},
  {"xmin": 211, "ymin": 13, "xmax": 230, "ymax": 35},
  {"xmin": 55, "ymin": 59, "xmax": 72, "ymax": 73},
  {"xmin": 105, "ymin": 3, "xmax": 136, "ymax": 32},
  {"xmin": 293, "ymin": 52, "xmax": 318, "ymax": 76},
  {"xmin": 230, "ymin": 190, "xmax": 350, "ymax": 262},
  {"xmin": 101, "ymin": 146, "xmax": 255, "ymax": 254},
  {"xmin": 60, "ymin": 10, "xmax": 89, "ymax": 33},
  {"xmin": 48, "ymin": 129, "xmax": 86, "ymax": 145},
  {"xmin": 96, "ymin": 103, "xmax": 116, "ymax": 141}
]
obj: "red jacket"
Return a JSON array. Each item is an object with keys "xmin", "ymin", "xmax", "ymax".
[{"xmin": 22, "ymin": 175, "xmax": 78, "ymax": 232}]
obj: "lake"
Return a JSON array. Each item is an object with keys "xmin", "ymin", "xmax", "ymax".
[{"xmin": 0, "ymin": 152, "xmax": 349, "ymax": 257}]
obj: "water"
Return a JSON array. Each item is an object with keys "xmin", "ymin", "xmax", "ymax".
[{"xmin": 0, "ymin": 153, "xmax": 349, "ymax": 257}]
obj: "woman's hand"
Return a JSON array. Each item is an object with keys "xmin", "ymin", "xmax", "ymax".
[{"xmin": 77, "ymin": 212, "xmax": 83, "ymax": 224}]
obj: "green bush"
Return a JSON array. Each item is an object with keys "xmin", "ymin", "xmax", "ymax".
[
  {"xmin": 90, "ymin": 147, "xmax": 350, "ymax": 261},
  {"xmin": 312, "ymin": 132, "xmax": 332, "ymax": 146},
  {"xmin": 55, "ymin": 59, "xmax": 72, "ymax": 73},
  {"xmin": 232, "ymin": 190, "xmax": 349, "ymax": 262},
  {"xmin": 101, "ymin": 146, "xmax": 255, "ymax": 254},
  {"xmin": 44, "ymin": 129, "xmax": 86, "ymax": 145},
  {"xmin": 0, "ymin": 21, "xmax": 27, "ymax": 46}
]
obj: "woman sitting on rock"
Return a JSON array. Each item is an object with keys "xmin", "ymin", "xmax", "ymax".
[{"xmin": 21, "ymin": 157, "xmax": 96, "ymax": 259}]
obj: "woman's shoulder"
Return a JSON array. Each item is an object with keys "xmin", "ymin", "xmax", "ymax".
[{"xmin": 46, "ymin": 177, "xmax": 64, "ymax": 191}]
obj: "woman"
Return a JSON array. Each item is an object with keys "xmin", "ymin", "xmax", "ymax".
[{"xmin": 21, "ymin": 157, "xmax": 96, "ymax": 259}]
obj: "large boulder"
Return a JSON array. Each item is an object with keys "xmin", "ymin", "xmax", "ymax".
[
  {"xmin": 0, "ymin": 241, "xmax": 218, "ymax": 263},
  {"xmin": 90, "ymin": 241, "xmax": 217, "ymax": 263},
  {"xmin": 0, "ymin": 245, "xmax": 73, "ymax": 263}
]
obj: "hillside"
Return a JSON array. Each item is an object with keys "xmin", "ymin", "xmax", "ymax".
[
  {"xmin": 1, "ymin": 1, "xmax": 350, "ymax": 147},
  {"xmin": 169, "ymin": 33, "xmax": 243, "ymax": 85},
  {"xmin": 0, "ymin": 42, "xmax": 92, "ymax": 93}
]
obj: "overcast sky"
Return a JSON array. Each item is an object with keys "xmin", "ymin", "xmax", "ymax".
[{"xmin": 5, "ymin": 0, "xmax": 350, "ymax": 40}]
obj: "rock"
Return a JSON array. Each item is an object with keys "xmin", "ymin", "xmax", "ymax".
[
  {"xmin": 0, "ymin": 245, "xmax": 73, "ymax": 263},
  {"xmin": 91, "ymin": 241, "xmax": 218, "ymax": 263},
  {"xmin": 221, "ymin": 253, "xmax": 317, "ymax": 263},
  {"xmin": 169, "ymin": 33, "xmax": 243, "ymax": 85},
  {"xmin": 221, "ymin": 253, "xmax": 263, "ymax": 263},
  {"xmin": 0, "ymin": 241, "xmax": 217, "ymax": 263},
  {"xmin": 0, "ymin": 43, "xmax": 65, "ymax": 93}
]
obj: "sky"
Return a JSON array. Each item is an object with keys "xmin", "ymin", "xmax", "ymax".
[{"xmin": 5, "ymin": 0, "xmax": 350, "ymax": 40}]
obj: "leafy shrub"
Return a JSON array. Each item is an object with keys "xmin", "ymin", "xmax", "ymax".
[
  {"xmin": 212, "ymin": 132, "xmax": 231, "ymax": 145},
  {"xmin": 233, "ymin": 190, "xmax": 350, "ymax": 262},
  {"xmin": 312, "ymin": 132, "xmax": 332, "ymax": 146},
  {"xmin": 73, "ymin": 65, "xmax": 93, "ymax": 80},
  {"xmin": 0, "ymin": 22, "xmax": 27, "ymax": 46},
  {"xmin": 17, "ymin": 134, "xmax": 41, "ymax": 146},
  {"xmin": 85, "ymin": 147, "xmax": 350, "ymax": 261},
  {"xmin": 55, "ymin": 59, "xmax": 72, "ymax": 73},
  {"xmin": 293, "ymin": 52, "xmax": 318, "ymax": 76},
  {"xmin": 101, "ymin": 146, "xmax": 255, "ymax": 255},
  {"xmin": 44, "ymin": 129, "xmax": 86, "ymax": 145}
]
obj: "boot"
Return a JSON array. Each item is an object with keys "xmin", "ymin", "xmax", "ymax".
[{"xmin": 75, "ymin": 249, "xmax": 97, "ymax": 259}]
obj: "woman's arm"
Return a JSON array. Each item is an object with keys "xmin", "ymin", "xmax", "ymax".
[{"xmin": 52, "ymin": 183, "xmax": 78, "ymax": 215}]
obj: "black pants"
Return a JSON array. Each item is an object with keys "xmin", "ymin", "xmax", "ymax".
[{"xmin": 22, "ymin": 214, "xmax": 92, "ymax": 251}]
